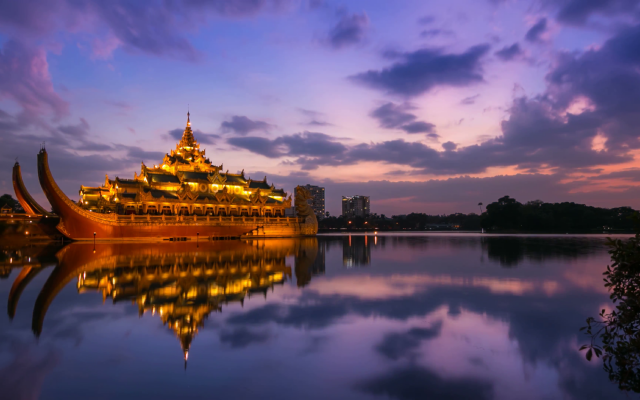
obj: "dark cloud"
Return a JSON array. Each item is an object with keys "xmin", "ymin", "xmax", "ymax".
[
  {"xmin": 350, "ymin": 44, "xmax": 490, "ymax": 97},
  {"xmin": 219, "ymin": 327, "xmax": 270, "ymax": 348},
  {"xmin": 442, "ymin": 141, "xmax": 457, "ymax": 151},
  {"xmin": 460, "ymin": 94, "xmax": 480, "ymax": 105},
  {"xmin": 375, "ymin": 322, "xmax": 442, "ymax": 360},
  {"xmin": 420, "ymin": 29, "xmax": 455, "ymax": 38},
  {"xmin": 75, "ymin": 141, "xmax": 113, "ymax": 151},
  {"xmin": 401, "ymin": 121, "xmax": 435, "ymax": 134},
  {"xmin": 371, "ymin": 103, "xmax": 415, "ymax": 128},
  {"xmin": 589, "ymin": 168, "xmax": 640, "ymax": 181},
  {"xmin": 228, "ymin": 136, "xmax": 284, "ymax": 158},
  {"xmin": 495, "ymin": 43, "xmax": 523, "ymax": 61},
  {"xmin": 57, "ymin": 118, "xmax": 90, "ymax": 137},
  {"xmin": 227, "ymin": 131, "xmax": 347, "ymax": 164},
  {"xmin": 370, "ymin": 103, "xmax": 435, "ymax": 134},
  {"xmin": 356, "ymin": 365, "xmax": 493, "ymax": 400},
  {"xmin": 220, "ymin": 115, "xmax": 273, "ymax": 135},
  {"xmin": 116, "ymin": 145, "xmax": 165, "ymax": 163},
  {"xmin": 307, "ymin": 120, "xmax": 333, "ymax": 127},
  {"xmin": 417, "ymin": 15, "xmax": 436, "ymax": 25},
  {"xmin": 327, "ymin": 12, "xmax": 369, "ymax": 49},
  {"xmin": 550, "ymin": 0, "xmax": 640, "ymax": 25},
  {"xmin": 525, "ymin": 18, "xmax": 547, "ymax": 42},
  {"xmin": 545, "ymin": 23, "xmax": 640, "ymax": 151},
  {"xmin": 227, "ymin": 301, "xmax": 350, "ymax": 329}
]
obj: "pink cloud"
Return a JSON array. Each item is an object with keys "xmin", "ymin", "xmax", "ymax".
[{"xmin": 0, "ymin": 40, "xmax": 68, "ymax": 119}]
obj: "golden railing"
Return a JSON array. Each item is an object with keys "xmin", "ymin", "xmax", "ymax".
[{"xmin": 113, "ymin": 214, "xmax": 304, "ymax": 224}]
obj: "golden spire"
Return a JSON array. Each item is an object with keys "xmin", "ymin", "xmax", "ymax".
[{"xmin": 179, "ymin": 111, "xmax": 195, "ymax": 148}]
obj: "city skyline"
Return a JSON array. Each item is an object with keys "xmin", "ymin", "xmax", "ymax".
[{"xmin": 1, "ymin": 1, "xmax": 640, "ymax": 216}]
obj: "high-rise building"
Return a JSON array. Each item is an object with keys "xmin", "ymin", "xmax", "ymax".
[
  {"xmin": 342, "ymin": 195, "xmax": 370, "ymax": 217},
  {"xmin": 302, "ymin": 184, "xmax": 325, "ymax": 219}
]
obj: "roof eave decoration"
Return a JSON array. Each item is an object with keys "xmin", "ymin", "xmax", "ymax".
[{"xmin": 207, "ymin": 171, "xmax": 227, "ymax": 184}]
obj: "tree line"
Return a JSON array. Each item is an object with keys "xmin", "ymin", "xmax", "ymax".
[{"xmin": 319, "ymin": 196, "xmax": 636, "ymax": 233}]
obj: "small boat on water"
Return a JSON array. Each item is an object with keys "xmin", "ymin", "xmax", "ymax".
[{"xmin": 26, "ymin": 113, "xmax": 317, "ymax": 241}]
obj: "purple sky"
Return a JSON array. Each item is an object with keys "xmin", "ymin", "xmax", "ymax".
[{"xmin": 1, "ymin": 0, "xmax": 640, "ymax": 216}]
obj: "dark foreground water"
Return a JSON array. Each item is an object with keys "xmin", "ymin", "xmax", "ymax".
[{"xmin": 0, "ymin": 233, "xmax": 633, "ymax": 400}]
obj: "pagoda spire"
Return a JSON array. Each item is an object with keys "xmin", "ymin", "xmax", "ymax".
[{"xmin": 179, "ymin": 111, "xmax": 196, "ymax": 148}]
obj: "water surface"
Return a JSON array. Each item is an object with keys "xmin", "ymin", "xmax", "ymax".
[{"xmin": 0, "ymin": 234, "xmax": 630, "ymax": 400}]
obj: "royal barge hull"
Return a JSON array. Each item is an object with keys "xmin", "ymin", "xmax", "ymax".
[{"xmin": 37, "ymin": 149, "xmax": 317, "ymax": 241}]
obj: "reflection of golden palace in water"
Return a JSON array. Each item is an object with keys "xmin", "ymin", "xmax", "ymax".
[{"xmin": 7, "ymin": 238, "xmax": 320, "ymax": 365}]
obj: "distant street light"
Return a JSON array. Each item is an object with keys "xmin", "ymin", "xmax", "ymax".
[{"xmin": 478, "ymin": 202, "xmax": 483, "ymax": 214}]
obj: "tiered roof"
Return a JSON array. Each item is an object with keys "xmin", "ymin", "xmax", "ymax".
[{"xmin": 79, "ymin": 113, "xmax": 290, "ymax": 209}]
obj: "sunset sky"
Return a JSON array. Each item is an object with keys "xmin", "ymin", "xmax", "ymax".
[{"xmin": 1, "ymin": 0, "xmax": 640, "ymax": 216}]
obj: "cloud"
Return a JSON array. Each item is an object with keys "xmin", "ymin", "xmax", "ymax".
[
  {"xmin": 356, "ymin": 365, "xmax": 493, "ymax": 400},
  {"xmin": 495, "ymin": 43, "xmax": 523, "ymax": 61},
  {"xmin": 370, "ymin": 103, "xmax": 435, "ymax": 134},
  {"xmin": 264, "ymin": 90, "xmax": 632, "ymax": 175},
  {"xmin": 545, "ymin": 23, "xmax": 640, "ymax": 151},
  {"xmin": 298, "ymin": 108, "xmax": 333, "ymax": 126},
  {"xmin": 327, "ymin": 12, "xmax": 369, "ymax": 49},
  {"xmin": 57, "ymin": 118, "xmax": 90, "ymax": 137},
  {"xmin": 0, "ymin": 0, "xmax": 289, "ymax": 61},
  {"xmin": 227, "ymin": 131, "xmax": 347, "ymax": 163},
  {"xmin": 460, "ymin": 94, "xmax": 480, "ymax": 105},
  {"xmin": 0, "ymin": 40, "xmax": 68, "ymax": 119},
  {"xmin": 228, "ymin": 136, "xmax": 284, "ymax": 158},
  {"xmin": 220, "ymin": 115, "xmax": 273, "ymax": 135},
  {"xmin": 417, "ymin": 15, "xmax": 436, "ymax": 25},
  {"xmin": 549, "ymin": 0, "xmax": 640, "ymax": 25},
  {"xmin": 375, "ymin": 322, "xmax": 442, "ymax": 360},
  {"xmin": 401, "ymin": 121, "xmax": 436, "ymax": 134},
  {"xmin": 525, "ymin": 18, "xmax": 547, "ymax": 42},
  {"xmin": 116, "ymin": 145, "xmax": 165, "ymax": 163},
  {"xmin": 420, "ymin": 29, "xmax": 455, "ymax": 38},
  {"xmin": 590, "ymin": 168, "xmax": 640, "ymax": 181},
  {"xmin": 442, "ymin": 141, "xmax": 457, "ymax": 151},
  {"xmin": 219, "ymin": 327, "xmax": 270, "ymax": 348},
  {"xmin": 350, "ymin": 44, "xmax": 490, "ymax": 97}
]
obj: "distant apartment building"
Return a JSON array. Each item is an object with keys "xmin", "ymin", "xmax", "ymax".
[
  {"xmin": 342, "ymin": 195, "xmax": 370, "ymax": 218},
  {"xmin": 302, "ymin": 184, "xmax": 325, "ymax": 219}
]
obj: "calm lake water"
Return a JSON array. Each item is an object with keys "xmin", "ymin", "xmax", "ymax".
[{"xmin": 0, "ymin": 233, "xmax": 632, "ymax": 400}]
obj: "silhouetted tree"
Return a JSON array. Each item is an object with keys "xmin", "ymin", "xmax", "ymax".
[{"xmin": 581, "ymin": 231, "xmax": 640, "ymax": 393}]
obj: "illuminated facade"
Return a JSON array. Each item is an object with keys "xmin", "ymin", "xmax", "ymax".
[
  {"xmin": 341, "ymin": 195, "xmax": 370, "ymax": 218},
  {"xmin": 34, "ymin": 113, "xmax": 318, "ymax": 240},
  {"xmin": 79, "ymin": 113, "xmax": 289, "ymax": 218},
  {"xmin": 301, "ymin": 184, "xmax": 325, "ymax": 219}
]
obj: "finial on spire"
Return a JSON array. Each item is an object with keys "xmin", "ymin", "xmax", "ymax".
[{"xmin": 187, "ymin": 109, "xmax": 191, "ymax": 127}]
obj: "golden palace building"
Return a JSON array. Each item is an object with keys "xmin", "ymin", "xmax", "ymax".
[{"xmin": 30, "ymin": 113, "xmax": 318, "ymax": 240}]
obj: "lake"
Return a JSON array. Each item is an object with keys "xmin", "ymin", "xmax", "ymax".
[{"xmin": 0, "ymin": 233, "xmax": 632, "ymax": 400}]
